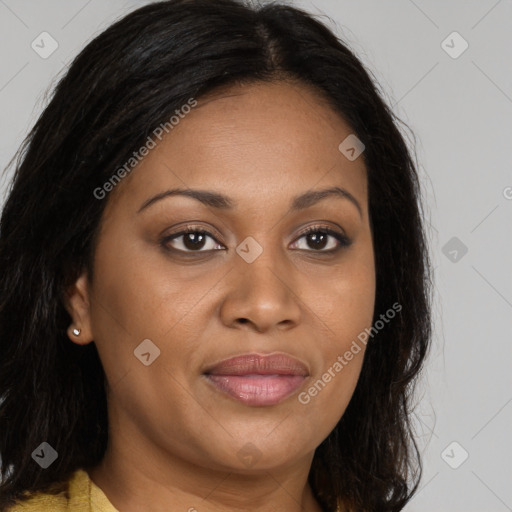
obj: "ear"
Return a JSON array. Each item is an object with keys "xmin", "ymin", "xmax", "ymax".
[{"xmin": 64, "ymin": 272, "xmax": 94, "ymax": 345}]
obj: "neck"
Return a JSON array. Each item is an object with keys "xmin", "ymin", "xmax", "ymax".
[{"xmin": 88, "ymin": 437, "xmax": 324, "ymax": 512}]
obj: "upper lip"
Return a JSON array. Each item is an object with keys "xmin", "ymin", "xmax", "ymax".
[{"xmin": 203, "ymin": 353, "xmax": 309, "ymax": 376}]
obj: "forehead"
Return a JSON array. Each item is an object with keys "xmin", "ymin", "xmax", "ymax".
[{"xmin": 106, "ymin": 80, "xmax": 368, "ymax": 218}]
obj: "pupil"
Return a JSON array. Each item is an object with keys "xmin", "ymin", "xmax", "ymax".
[
  {"xmin": 308, "ymin": 232, "xmax": 327, "ymax": 250},
  {"xmin": 184, "ymin": 232, "xmax": 205, "ymax": 250}
]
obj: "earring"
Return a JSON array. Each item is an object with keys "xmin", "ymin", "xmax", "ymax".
[{"xmin": 72, "ymin": 327, "xmax": 81, "ymax": 336}]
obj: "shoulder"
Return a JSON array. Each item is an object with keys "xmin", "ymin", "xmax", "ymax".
[
  {"xmin": 7, "ymin": 468, "xmax": 91, "ymax": 511},
  {"xmin": 7, "ymin": 491, "xmax": 68, "ymax": 511}
]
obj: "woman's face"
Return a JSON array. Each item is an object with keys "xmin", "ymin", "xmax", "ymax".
[{"xmin": 69, "ymin": 80, "xmax": 375, "ymax": 475}]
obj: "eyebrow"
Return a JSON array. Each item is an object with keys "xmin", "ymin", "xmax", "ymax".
[{"xmin": 137, "ymin": 186, "xmax": 363, "ymax": 218}]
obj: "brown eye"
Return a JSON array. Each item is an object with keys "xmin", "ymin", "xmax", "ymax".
[
  {"xmin": 161, "ymin": 228, "xmax": 224, "ymax": 253},
  {"xmin": 291, "ymin": 226, "xmax": 351, "ymax": 253}
]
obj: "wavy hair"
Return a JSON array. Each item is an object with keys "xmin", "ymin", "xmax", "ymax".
[{"xmin": 0, "ymin": 1, "xmax": 432, "ymax": 510}]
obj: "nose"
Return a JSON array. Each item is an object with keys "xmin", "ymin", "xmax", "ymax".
[{"xmin": 219, "ymin": 244, "xmax": 302, "ymax": 333}]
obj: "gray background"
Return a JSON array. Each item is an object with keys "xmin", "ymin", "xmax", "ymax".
[{"xmin": 1, "ymin": 1, "xmax": 511, "ymax": 510}]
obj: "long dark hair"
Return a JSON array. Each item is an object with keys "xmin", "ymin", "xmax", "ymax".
[{"xmin": 0, "ymin": 1, "xmax": 432, "ymax": 510}]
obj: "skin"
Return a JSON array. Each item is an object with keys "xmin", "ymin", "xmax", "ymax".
[{"xmin": 66, "ymin": 80, "xmax": 376, "ymax": 512}]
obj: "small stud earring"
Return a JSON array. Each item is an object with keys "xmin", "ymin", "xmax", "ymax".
[{"xmin": 72, "ymin": 328, "xmax": 81, "ymax": 336}]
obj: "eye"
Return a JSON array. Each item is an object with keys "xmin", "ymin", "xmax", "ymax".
[
  {"xmin": 290, "ymin": 225, "xmax": 351, "ymax": 253},
  {"xmin": 161, "ymin": 226, "xmax": 224, "ymax": 253}
]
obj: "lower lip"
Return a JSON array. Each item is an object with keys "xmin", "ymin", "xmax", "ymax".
[{"xmin": 204, "ymin": 374, "xmax": 306, "ymax": 406}]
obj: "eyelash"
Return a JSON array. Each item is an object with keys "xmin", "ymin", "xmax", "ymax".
[{"xmin": 160, "ymin": 224, "xmax": 351, "ymax": 255}]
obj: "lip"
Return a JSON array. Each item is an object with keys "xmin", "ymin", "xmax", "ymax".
[
  {"xmin": 204, "ymin": 353, "xmax": 309, "ymax": 376},
  {"xmin": 203, "ymin": 353, "xmax": 309, "ymax": 406}
]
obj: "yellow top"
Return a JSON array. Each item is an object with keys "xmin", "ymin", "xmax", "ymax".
[
  {"xmin": 8, "ymin": 469, "xmax": 342, "ymax": 511},
  {"xmin": 8, "ymin": 468, "xmax": 119, "ymax": 511}
]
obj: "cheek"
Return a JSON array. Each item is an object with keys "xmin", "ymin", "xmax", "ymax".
[
  {"xmin": 304, "ymin": 238, "xmax": 376, "ymax": 350},
  {"xmin": 87, "ymin": 232, "xmax": 223, "ymax": 386},
  {"xmin": 86, "ymin": 247, "xmax": 210, "ymax": 437},
  {"xmin": 90, "ymin": 229, "xmax": 192, "ymax": 335},
  {"xmin": 296, "ymin": 278, "xmax": 372, "ymax": 430},
  {"xmin": 296, "ymin": 245, "xmax": 375, "ymax": 420}
]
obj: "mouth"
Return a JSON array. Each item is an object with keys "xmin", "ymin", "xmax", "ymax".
[{"xmin": 202, "ymin": 353, "xmax": 309, "ymax": 406}]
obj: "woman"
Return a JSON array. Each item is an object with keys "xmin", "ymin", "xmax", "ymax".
[{"xmin": 0, "ymin": 0, "xmax": 432, "ymax": 510}]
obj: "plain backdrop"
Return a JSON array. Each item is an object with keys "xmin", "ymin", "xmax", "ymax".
[{"xmin": 0, "ymin": 1, "xmax": 511, "ymax": 511}]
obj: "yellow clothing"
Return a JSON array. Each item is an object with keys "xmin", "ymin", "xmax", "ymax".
[{"xmin": 8, "ymin": 468, "xmax": 119, "ymax": 511}]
